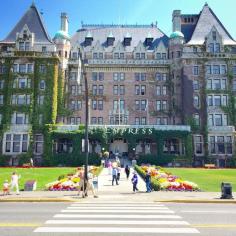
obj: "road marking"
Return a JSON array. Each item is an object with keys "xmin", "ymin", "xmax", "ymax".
[
  {"xmin": 67, "ymin": 207, "xmax": 168, "ymax": 210},
  {"xmin": 0, "ymin": 223, "xmax": 41, "ymax": 227},
  {"xmin": 34, "ymin": 227, "xmax": 199, "ymax": 233},
  {"xmin": 181, "ymin": 210, "xmax": 236, "ymax": 214},
  {"xmin": 61, "ymin": 209, "xmax": 174, "ymax": 213},
  {"xmin": 193, "ymin": 224, "xmax": 236, "ymax": 228},
  {"xmin": 46, "ymin": 220, "xmax": 189, "ymax": 225},
  {"xmin": 54, "ymin": 214, "xmax": 181, "ymax": 219}
]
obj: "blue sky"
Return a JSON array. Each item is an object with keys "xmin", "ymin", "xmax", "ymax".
[{"xmin": 0, "ymin": 0, "xmax": 235, "ymax": 40}]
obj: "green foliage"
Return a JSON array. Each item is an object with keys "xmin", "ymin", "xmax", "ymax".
[
  {"xmin": 0, "ymin": 155, "xmax": 11, "ymax": 167},
  {"xmin": 137, "ymin": 154, "xmax": 174, "ymax": 166}
]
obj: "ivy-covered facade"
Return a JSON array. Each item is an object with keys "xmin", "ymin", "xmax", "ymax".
[{"xmin": 0, "ymin": 3, "xmax": 236, "ymax": 167}]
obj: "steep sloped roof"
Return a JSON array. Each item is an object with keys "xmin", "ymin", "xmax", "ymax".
[
  {"xmin": 2, "ymin": 3, "xmax": 52, "ymax": 43},
  {"xmin": 71, "ymin": 25, "xmax": 169, "ymax": 52},
  {"xmin": 187, "ymin": 4, "xmax": 236, "ymax": 45}
]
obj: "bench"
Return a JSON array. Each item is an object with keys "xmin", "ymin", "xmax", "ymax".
[{"xmin": 204, "ymin": 164, "xmax": 216, "ymax": 169}]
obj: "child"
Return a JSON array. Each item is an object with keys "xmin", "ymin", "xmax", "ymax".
[
  {"xmin": 131, "ymin": 171, "xmax": 138, "ymax": 193},
  {"xmin": 3, "ymin": 180, "xmax": 9, "ymax": 195}
]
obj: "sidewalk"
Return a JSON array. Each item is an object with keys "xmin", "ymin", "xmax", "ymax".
[{"xmin": 0, "ymin": 167, "xmax": 235, "ymax": 203}]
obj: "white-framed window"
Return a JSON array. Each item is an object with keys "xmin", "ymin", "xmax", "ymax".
[
  {"xmin": 69, "ymin": 117, "xmax": 81, "ymax": 125},
  {"xmin": 193, "ymin": 95, "xmax": 200, "ymax": 108},
  {"xmin": 98, "ymin": 85, "xmax": 104, "ymax": 95},
  {"xmin": 39, "ymin": 64, "xmax": 47, "ymax": 74},
  {"xmin": 207, "ymin": 79, "xmax": 226, "ymax": 90},
  {"xmin": 141, "ymin": 117, "xmax": 147, "ymax": 125},
  {"xmin": 194, "ymin": 135, "xmax": 204, "ymax": 155},
  {"xmin": 135, "ymin": 52, "xmax": 145, "ymax": 59},
  {"xmin": 156, "ymin": 100, "xmax": 161, "ymax": 111},
  {"xmin": 135, "ymin": 100, "xmax": 140, "ymax": 111},
  {"xmin": 207, "ymin": 43, "xmax": 220, "ymax": 53},
  {"xmin": 193, "ymin": 66, "xmax": 199, "ymax": 75},
  {"xmin": 93, "ymin": 52, "xmax": 103, "ymax": 59},
  {"xmin": 135, "ymin": 117, "xmax": 140, "ymax": 125},
  {"xmin": 98, "ymin": 100, "xmax": 103, "ymax": 110},
  {"xmin": 11, "ymin": 113, "xmax": 28, "ymax": 124},
  {"xmin": 208, "ymin": 113, "xmax": 228, "ymax": 126},
  {"xmin": 193, "ymin": 80, "xmax": 199, "ymax": 90},
  {"xmin": 135, "ymin": 73, "xmax": 146, "ymax": 81},
  {"xmin": 19, "ymin": 64, "xmax": 27, "ymax": 73},
  {"xmin": 155, "ymin": 73, "xmax": 167, "ymax": 81},
  {"xmin": 27, "ymin": 64, "xmax": 33, "ymax": 73},
  {"xmin": 91, "ymin": 117, "xmax": 97, "ymax": 124},
  {"xmin": 209, "ymin": 135, "xmax": 233, "ymax": 155},
  {"xmin": 113, "ymin": 85, "xmax": 118, "ymax": 95},
  {"xmin": 0, "ymin": 80, "xmax": 3, "ymax": 89},
  {"xmin": 156, "ymin": 53, "xmax": 167, "ymax": 60},
  {"xmin": 39, "ymin": 80, "xmax": 45, "ymax": 90},
  {"xmin": 71, "ymin": 85, "xmax": 77, "ymax": 95},
  {"xmin": 162, "ymin": 86, "xmax": 167, "ymax": 95},
  {"xmin": 98, "ymin": 117, "xmax": 103, "ymax": 124},
  {"xmin": 206, "ymin": 65, "xmax": 226, "ymax": 75},
  {"xmin": 207, "ymin": 94, "xmax": 228, "ymax": 106},
  {"xmin": 113, "ymin": 72, "xmax": 125, "ymax": 81},
  {"xmin": 194, "ymin": 113, "xmax": 200, "ymax": 126},
  {"xmin": 141, "ymin": 100, "xmax": 147, "ymax": 111},
  {"xmin": 4, "ymin": 133, "xmax": 29, "ymax": 154},
  {"xmin": 11, "ymin": 94, "xmax": 30, "ymax": 105},
  {"xmin": 34, "ymin": 134, "xmax": 43, "ymax": 154},
  {"xmin": 0, "ymin": 95, "xmax": 3, "ymax": 105},
  {"xmin": 13, "ymin": 77, "xmax": 31, "ymax": 89},
  {"xmin": 114, "ymin": 52, "xmax": 125, "ymax": 59},
  {"xmin": 92, "ymin": 72, "xmax": 104, "ymax": 81},
  {"xmin": 156, "ymin": 85, "xmax": 161, "ymax": 95},
  {"xmin": 37, "ymin": 95, "xmax": 44, "ymax": 105},
  {"xmin": 156, "ymin": 117, "xmax": 168, "ymax": 125}
]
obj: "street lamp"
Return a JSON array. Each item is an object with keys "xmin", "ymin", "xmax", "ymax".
[{"xmin": 80, "ymin": 54, "xmax": 89, "ymax": 197}]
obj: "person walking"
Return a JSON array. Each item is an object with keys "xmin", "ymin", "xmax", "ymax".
[
  {"xmin": 117, "ymin": 166, "xmax": 121, "ymax": 181},
  {"xmin": 77, "ymin": 169, "xmax": 85, "ymax": 197},
  {"xmin": 145, "ymin": 170, "xmax": 151, "ymax": 192},
  {"xmin": 124, "ymin": 165, "xmax": 130, "ymax": 179},
  {"xmin": 10, "ymin": 172, "xmax": 20, "ymax": 195},
  {"xmin": 131, "ymin": 171, "xmax": 138, "ymax": 193},
  {"xmin": 84, "ymin": 170, "xmax": 98, "ymax": 198},
  {"xmin": 112, "ymin": 166, "xmax": 118, "ymax": 185}
]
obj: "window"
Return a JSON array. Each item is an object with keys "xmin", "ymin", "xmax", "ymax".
[
  {"xmin": 156, "ymin": 117, "xmax": 168, "ymax": 125},
  {"xmin": 135, "ymin": 53, "xmax": 145, "ymax": 59},
  {"xmin": 69, "ymin": 117, "xmax": 81, "ymax": 125},
  {"xmin": 141, "ymin": 85, "xmax": 146, "ymax": 95},
  {"xmin": 141, "ymin": 100, "xmax": 147, "ymax": 111},
  {"xmin": 233, "ymin": 66, "xmax": 236, "ymax": 75},
  {"xmin": 27, "ymin": 64, "xmax": 33, "ymax": 73},
  {"xmin": 162, "ymin": 101, "xmax": 167, "ymax": 110},
  {"xmin": 156, "ymin": 53, "xmax": 161, "ymax": 60},
  {"xmin": 215, "ymin": 43, "xmax": 220, "ymax": 53},
  {"xmin": 4, "ymin": 133, "xmax": 29, "ymax": 153},
  {"xmin": 135, "ymin": 73, "xmax": 146, "ymax": 81},
  {"xmin": 156, "ymin": 85, "xmax": 161, "ymax": 95},
  {"xmin": 113, "ymin": 85, "xmax": 118, "ymax": 95},
  {"xmin": 208, "ymin": 95, "xmax": 213, "ymax": 106},
  {"xmin": 35, "ymin": 134, "xmax": 43, "ymax": 154},
  {"xmin": 98, "ymin": 117, "xmax": 103, "ymax": 124},
  {"xmin": 194, "ymin": 136, "xmax": 203, "ymax": 154},
  {"xmin": 155, "ymin": 73, "xmax": 167, "ymax": 81},
  {"xmin": 141, "ymin": 117, "xmax": 146, "ymax": 125},
  {"xmin": 93, "ymin": 53, "xmax": 98, "ymax": 59},
  {"xmin": 208, "ymin": 43, "xmax": 214, "ymax": 53},
  {"xmin": 162, "ymin": 53, "xmax": 167, "ymax": 59},
  {"xmin": 70, "ymin": 72, "xmax": 77, "ymax": 80},
  {"xmin": 156, "ymin": 100, "xmax": 161, "ymax": 111},
  {"xmin": 135, "ymin": 117, "xmax": 140, "ymax": 125},
  {"xmin": 233, "ymin": 80, "xmax": 236, "ymax": 91},
  {"xmin": 214, "ymin": 95, "xmax": 221, "ymax": 106},
  {"xmin": 213, "ymin": 65, "xmax": 220, "ymax": 74},
  {"xmin": 92, "ymin": 100, "xmax": 97, "ymax": 110},
  {"xmin": 206, "ymin": 65, "xmax": 211, "ymax": 74},
  {"xmin": 162, "ymin": 86, "xmax": 167, "ymax": 95},
  {"xmin": 39, "ymin": 114, "xmax": 43, "ymax": 125},
  {"xmin": 207, "ymin": 79, "xmax": 212, "ymax": 89},
  {"xmin": 0, "ymin": 80, "xmax": 4, "ymax": 89},
  {"xmin": 215, "ymin": 114, "xmax": 222, "ymax": 126},
  {"xmin": 38, "ymin": 95, "xmax": 44, "ymax": 105},
  {"xmin": 19, "ymin": 64, "xmax": 26, "ymax": 73},
  {"xmin": 13, "ymin": 64, "xmax": 18, "ymax": 73},
  {"xmin": 39, "ymin": 80, "xmax": 45, "ymax": 90},
  {"xmin": 78, "ymin": 85, "xmax": 82, "ymax": 95},
  {"xmin": 120, "ymin": 85, "xmax": 125, "ymax": 95},
  {"xmin": 25, "ymin": 42, "xmax": 30, "ymax": 51},
  {"xmin": 71, "ymin": 85, "xmax": 77, "ymax": 95},
  {"xmin": 39, "ymin": 65, "xmax": 46, "ymax": 74},
  {"xmin": 19, "ymin": 42, "xmax": 24, "ymax": 51},
  {"xmin": 193, "ymin": 66, "xmax": 199, "ymax": 75},
  {"xmin": 98, "ymin": 100, "xmax": 103, "ymax": 110},
  {"xmin": 194, "ymin": 113, "xmax": 200, "ymax": 126},
  {"xmin": 208, "ymin": 114, "xmax": 214, "ymax": 126},
  {"xmin": 98, "ymin": 85, "xmax": 104, "ymax": 95},
  {"xmin": 72, "ymin": 52, "xmax": 78, "ymax": 59},
  {"xmin": 11, "ymin": 94, "xmax": 30, "ymax": 105},
  {"xmin": 113, "ymin": 72, "xmax": 125, "ymax": 81},
  {"xmin": 193, "ymin": 80, "xmax": 199, "ymax": 90},
  {"xmin": 91, "ymin": 117, "xmax": 97, "ymax": 124},
  {"xmin": 114, "ymin": 53, "xmax": 124, "ymax": 59},
  {"xmin": 0, "ymin": 95, "xmax": 3, "ymax": 105},
  {"xmin": 193, "ymin": 95, "xmax": 200, "ymax": 108},
  {"xmin": 12, "ymin": 113, "xmax": 28, "ymax": 124},
  {"xmin": 212, "ymin": 31, "xmax": 216, "ymax": 40},
  {"xmin": 135, "ymin": 100, "xmax": 140, "ymax": 111},
  {"xmin": 99, "ymin": 72, "xmax": 104, "ymax": 81},
  {"xmin": 92, "ymin": 85, "xmax": 97, "ymax": 95},
  {"xmin": 99, "ymin": 53, "xmax": 103, "ymax": 59},
  {"xmin": 221, "ymin": 65, "xmax": 227, "ymax": 74}
]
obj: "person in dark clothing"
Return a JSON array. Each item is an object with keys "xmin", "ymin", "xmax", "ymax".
[
  {"xmin": 124, "ymin": 165, "xmax": 130, "ymax": 179},
  {"xmin": 131, "ymin": 171, "xmax": 138, "ymax": 193},
  {"xmin": 145, "ymin": 170, "xmax": 151, "ymax": 192}
]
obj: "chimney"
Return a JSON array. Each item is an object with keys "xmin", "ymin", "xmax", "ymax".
[
  {"xmin": 61, "ymin": 12, "xmax": 68, "ymax": 33},
  {"xmin": 172, "ymin": 10, "xmax": 181, "ymax": 32}
]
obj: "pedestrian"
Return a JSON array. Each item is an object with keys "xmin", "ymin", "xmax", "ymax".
[
  {"xmin": 30, "ymin": 158, "xmax": 34, "ymax": 167},
  {"xmin": 84, "ymin": 169, "xmax": 98, "ymax": 198},
  {"xmin": 10, "ymin": 172, "xmax": 20, "ymax": 195},
  {"xmin": 145, "ymin": 170, "xmax": 151, "ymax": 193},
  {"xmin": 108, "ymin": 161, "xmax": 112, "ymax": 175},
  {"xmin": 112, "ymin": 166, "xmax": 118, "ymax": 185},
  {"xmin": 125, "ymin": 165, "xmax": 130, "ymax": 179},
  {"xmin": 131, "ymin": 171, "xmax": 138, "ymax": 193},
  {"xmin": 77, "ymin": 169, "xmax": 85, "ymax": 197},
  {"xmin": 117, "ymin": 166, "xmax": 121, "ymax": 181},
  {"xmin": 3, "ymin": 180, "xmax": 9, "ymax": 195}
]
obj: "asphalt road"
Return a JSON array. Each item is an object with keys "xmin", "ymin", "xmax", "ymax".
[{"xmin": 0, "ymin": 202, "xmax": 236, "ymax": 236}]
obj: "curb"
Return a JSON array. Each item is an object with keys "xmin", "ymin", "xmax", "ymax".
[
  {"xmin": 0, "ymin": 198, "xmax": 80, "ymax": 203},
  {"xmin": 156, "ymin": 199, "xmax": 236, "ymax": 204}
]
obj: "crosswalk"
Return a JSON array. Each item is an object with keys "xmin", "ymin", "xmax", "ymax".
[{"xmin": 34, "ymin": 202, "xmax": 199, "ymax": 234}]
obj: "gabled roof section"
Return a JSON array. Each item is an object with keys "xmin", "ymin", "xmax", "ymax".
[
  {"xmin": 2, "ymin": 3, "xmax": 52, "ymax": 43},
  {"xmin": 187, "ymin": 4, "xmax": 236, "ymax": 45}
]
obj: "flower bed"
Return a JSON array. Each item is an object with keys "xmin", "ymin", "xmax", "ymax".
[
  {"xmin": 45, "ymin": 166, "xmax": 100, "ymax": 191},
  {"xmin": 136, "ymin": 165, "xmax": 200, "ymax": 191}
]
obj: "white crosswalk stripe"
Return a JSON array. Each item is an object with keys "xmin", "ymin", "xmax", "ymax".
[{"xmin": 34, "ymin": 202, "xmax": 200, "ymax": 234}]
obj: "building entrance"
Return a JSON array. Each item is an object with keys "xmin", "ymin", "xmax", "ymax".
[{"xmin": 109, "ymin": 138, "xmax": 128, "ymax": 158}]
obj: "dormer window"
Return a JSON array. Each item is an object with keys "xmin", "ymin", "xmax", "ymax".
[
  {"xmin": 124, "ymin": 33, "xmax": 132, "ymax": 46},
  {"xmin": 208, "ymin": 43, "xmax": 220, "ymax": 53},
  {"xmin": 145, "ymin": 32, "xmax": 153, "ymax": 46},
  {"xmin": 107, "ymin": 32, "xmax": 115, "ymax": 46},
  {"xmin": 85, "ymin": 31, "xmax": 93, "ymax": 46},
  {"xmin": 19, "ymin": 42, "xmax": 30, "ymax": 51},
  {"xmin": 114, "ymin": 53, "xmax": 124, "ymax": 59},
  {"xmin": 93, "ymin": 52, "xmax": 103, "ymax": 59},
  {"xmin": 212, "ymin": 31, "xmax": 216, "ymax": 41}
]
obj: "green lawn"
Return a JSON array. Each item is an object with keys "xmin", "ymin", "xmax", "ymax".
[
  {"xmin": 0, "ymin": 168, "xmax": 75, "ymax": 191},
  {"xmin": 167, "ymin": 168, "xmax": 236, "ymax": 192}
]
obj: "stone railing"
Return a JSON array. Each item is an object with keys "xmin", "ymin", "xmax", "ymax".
[{"xmin": 208, "ymin": 126, "xmax": 235, "ymax": 133}]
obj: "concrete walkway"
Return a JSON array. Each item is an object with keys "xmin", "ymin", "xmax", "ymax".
[{"xmin": 0, "ymin": 167, "xmax": 235, "ymax": 203}]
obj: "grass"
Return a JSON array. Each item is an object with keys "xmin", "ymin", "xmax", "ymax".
[
  {"xmin": 167, "ymin": 168, "xmax": 236, "ymax": 192},
  {"xmin": 0, "ymin": 167, "xmax": 75, "ymax": 191}
]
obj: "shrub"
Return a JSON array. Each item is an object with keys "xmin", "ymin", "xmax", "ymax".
[{"xmin": 137, "ymin": 154, "xmax": 174, "ymax": 166}]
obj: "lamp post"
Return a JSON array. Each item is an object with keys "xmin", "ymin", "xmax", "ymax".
[{"xmin": 80, "ymin": 54, "xmax": 89, "ymax": 197}]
